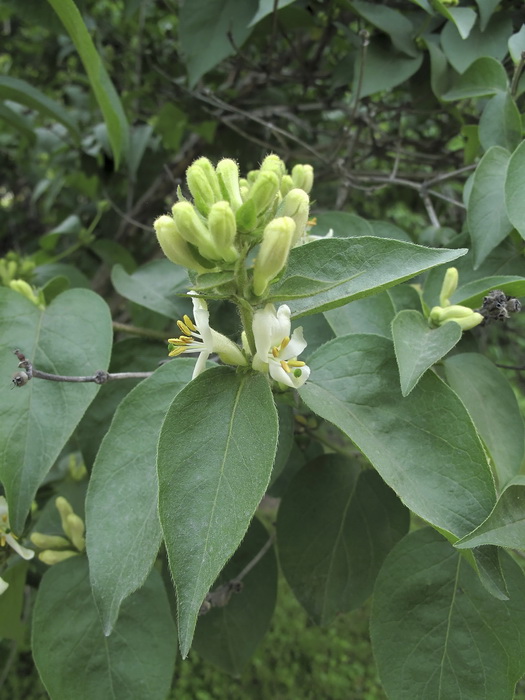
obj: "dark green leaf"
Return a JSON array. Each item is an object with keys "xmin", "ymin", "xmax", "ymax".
[
  {"xmin": 324, "ymin": 292, "xmax": 395, "ymax": 339},
  {"xmin": 86, "ymin": 359, "xmax": 195, "ymax": 634},
  {"xmin": 442, "ymin": 57, "xmax": 508, "ymax": 100},
  {"xmin": 349, "ymin": 1, "xmax": 418, "ymax": 56},
  {"xmin": 0, "ymin": 288, "xmax": 112, "ymax": 532},
  {"xmin": 433, "ymin": 3, "xmax": 476, "ymax": 39},
  {"xmin": 193, "ymin": 518, "xmax": 277, "ymax": 675},
  {"xmin": 310, "ymin": 211, "xmax": 373, "ymax": 238},
  {"xmin": 46, "ymin": 0, "xmax": 130, "ymax": 168},
  {"xmin": 0, "ymin": 102, "xmax": 36, "ymax": 142},
  {"xmin": 158, "ymin": 367, "xmax": 278, "ymax": 657},
  {"xmin": 479, "ymin": 94, "xmax": 521, "ymax": 152},
  {"xmin": 443, "ymin": 354, "xmax": 524, "ymax": 488},
  {"xmin": 467, "ymin": 146, "xmax": 513, "ymax": 268},
  {"xmin": 371, "ymin": 528, "xmax": 525, "ymax": 700},
  {"xmin": 0, "ymin": 563, "xmax": 28, "ymax": 643},
  {"xmin": 441, "ymin": 14, "xmax": 511, "ymax": 74},
  {"xmin": 456, "ymin": 476, "xmax": 525, "ymax": 549},
  {"xmin": 353, "ymin": 38, "xmax": 423, "ymax": 98},
  {"xmin": 392, "ymin": 309, "xmax": 462, "ymax": 396},
  {"xmin": 278, "ymin": 456, "xmax": 409, "ymax": 624},
  {"xmin": 300, "ymin": 334, "xmax": 495, "ymax": 538},
  {"xmin": 505, "ymin": 140, "xmax": 525, "ymax": 240},
  {"xmin": 452, "ymin": 275, "xmax": 525, "ymax": 308},
  {"xmin": 268, "ymin": 237, "xmax": 467, "ymax": 318},
  {"xmin": 32, "ymin": 558, "xmax": 177, "ymax": 700},
  {"xmin": 248, "ymin": 0, "xmax": 296, "ymax": 27}
]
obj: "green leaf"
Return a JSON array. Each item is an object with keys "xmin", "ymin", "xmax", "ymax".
[
  {"xmin": 441, "ymin": 14, "xmax": 511, "ymax": 74},
  {"xmin": 0, "ymin": 102, "xmax": 36, "ymax": 143},
  {"xmin": 508, "ymin": 25, "xmax": 525, "ymax": 64},
  {"xmin": 299, "ymin": 334, "xmax": 496, "ymax": 538},
  {"xmin": 353, "ymin": 38, "xmax": 423, "ymax": 98},
  {"xmin": 371, "ymin": 528, "xmax": 525, "ymax": 700},
  {"xmin": 111, "ymin": 260, "xmax": 190, "ymax": 320},
  {"xmin": 368, "ymin": 220, "xmax": 412, "ymax": 242},
  {"xmin": 392, "ymin": 310, "xmax": 461, "ymax": 396},
  {"xmin": 278, "ymin": 456, "xmax": 409, "ymax": 625},
  {"xmin": 0, "ymin": 288, "xmax": 112, "ymax": 532},
  {"xmin": 296, "ymin": 312, "xmax": 335, "ymax": 359},
  {"xmin": 456, "ymin": 476, "xmax": 525, "ymax": 549},
  {"xmin": 0, "ymin": 563, "xmax": 28, "ymax": 643},
  {"xmin": 180, "ymin": 0, "xmax": 259, "ymax": 86},
  {"xmin": 349, "ymin": 1, "xmax": 418, "ymax": 57},
  {"xmin": 310, "ymin": 211, "xmax": 373, "ymax": 238},
  {"xmin": 32, "ymin": 557, "xmax": 177, "ymax": 700},
  {"xmin": 467, "ymin": 146, "xmax": 513, "ymax": 268},
  {"xmin": 479, "ymin": 94, "xmax": 522, "ymax": 152},
  {"xmin": 127, "ymin": 123, "xmax": 154, "ymax": 181},
  {"xmin": 474, "ymin": 0, "xmax": 500, "ymax": 31},
  {"xmin": 505, "ymin": 140, "xmax": 525, "ymax": 240},
  {"xmin": 268, "ymin": 237, "xmax": 467, "ymax": 318},
  {"xmin": 433, "ymin": 3, "xmax": 477, "ymax": 39},
  {"xmin": 451, "ymin": 275, "xmax": 525, "ymax": 308},
  {"xmin": 269, "ymin": 401, "xmax": 295, "ymax": 486},
  {"xmin": 193, "ymin": 518, "xmax": 277, "ymax": 675},
  {"xmin": 86, "ymin": 359, "xmax": 195, "ymax": 634},
  {"xmin": 0, "ymin": 75, "xmax": 79, "ymax": 139},
  {"xmin": 442, "ymin": 57, "xmax": 508, "ymax": 101},
  {"xmin": 443, "ymin": 354, "xmax": 524, "ymax": 489},
  {"xmin": 248, "ymin": 0, "xmax": 296, "ymax": 27},
  {"xmin": 387, "ymin": 284, "xmax": 423, "ymax": 312},
  {"xmin": 423, "ymin": 34, "xmax": 451, "ymax": 99},
  {"xmin": 46, "ymin": 0, "xmax": 130, "ymax": 169},
  {"xmin": 158, "ymin": 367, "xmax": 278, "ymax": 658},
  {"xmin": 324, "ymin": 292, "xmax": 395, "ymax": 339}
]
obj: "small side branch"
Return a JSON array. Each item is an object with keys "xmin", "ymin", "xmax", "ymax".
[{"xmin": 12, "ymin": 349, "xmax": 153, "ymax": 387}]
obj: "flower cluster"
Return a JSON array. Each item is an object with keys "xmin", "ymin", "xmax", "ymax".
[
  {"xmin": 429, "ymin": 267, "xmax": 483, "ymax": 331},
  {"xmin": 30, "ymin": 497, "xmax": 86, "ymax": 565},
  {"xmin": 0, "ymin": 496, "xmax": 34, "ymax": 595}
]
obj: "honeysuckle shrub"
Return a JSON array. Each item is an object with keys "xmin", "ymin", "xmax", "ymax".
[{"xmin": 1, "ymin": 2, "xmax": 525, "ymax": 700}]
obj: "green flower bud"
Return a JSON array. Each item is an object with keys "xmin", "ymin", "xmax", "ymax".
[
  {"xmin": 55, "ymin": 497, "xmax": 74, "ymax": 537},
  {"xmin": 429, "ymin": 305, "xmax": 484, "ymax": 331},
  {"xmin": 260, "ymin": 154, "xmax": 286, "ymax": 180},
  {"xmin": 66, "ymin": 513, "xmax": 86, "ymax": 552},
  {"xmin": 247, "ymin": 170, "xmax": 259, "ymax": 184},
  {"xmin": 280, "ymin": 174, "xmax": 294, "ymax": 196},
  {"xmin": 439, "ymin": 267, "xmax": 458, "ymax": 307},
  {"xmin": 253, "ymin": 216, "xmax": 296, "ymax": 297},
  {"xmin": 30, "ymin": 533, "xmax": 71, "ymax": 550},
  {"xmin": 186, "ymin": 157, "xmax": 222, "ymax": 216},
  {"xmin": 447, "ymin": 312, "xmax": 484, "ymax": 331},
  {"xmin": 9, "ymin": 279, "xmax": 43, "ymax": 308},
  {"xmin": 216, "ymin": 159, "xmax": 243, "ymax": 211},
  {"xmin": 172, "ymin": 202, "xmax": 222, "ymax": 261},
  {"xmin": 235, "ymin": 200, "xmax": 258, "ymax": 234},
  {"xmin": 208, "ymin": 201, "xmax": 239, "ymax": 263},
  {"xmin": 279, "ymin": 188, "xmax": 310, "ymax": 245},
  {"xmin": 154, "ymin": 215, "xmax": 211, "ymax": 273},
  {"xmin": 246, "ymin": 171, "xmax": 280, "ymax": 216},
  {"xmin": 291, "ymin": 164, "xmax": 314, "ymax": 193},
  {"xmin": 39, "ymin": 549, "xmax": 78, "ymax": 566},
  {"xmin": 439, "ymin": 304, "xmax": 479, "ymax": 321},
  {"xmin": 210, "ymin": 329, "xmax": 247, "ymax": 367}
]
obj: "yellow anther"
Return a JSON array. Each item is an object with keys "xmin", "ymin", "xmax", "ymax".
[
  {"xmin": 168, "ymin": 346, "xmax": 187, "ymax": 357},
  {"xmin": 288, "ymin": 360, "xmax": 305, "ymax": 367},
  {"xmin": 280, "ymin": 360, "xmax": 291, "ymax": 373},
  {"xmin": 307, "ymin": 217, "xmax": 317, "ymax": 226},
  {"xmin": 0, "ymin": 536, "xmax": 5, "ymax": 547},
  {"xmin": 177, "ymin": 320, "xmax": 192, "ymax": 336},
  {"xmin": 183, "ymin": 315, "xmax": 197, "ymax": 331},
  {"xmin": 272, "ymin": 346, "xmax": 279, "ymax": 358},
  {"xmin": 280, "ymin": 336, "xmax": 291, "ymax": 351}
]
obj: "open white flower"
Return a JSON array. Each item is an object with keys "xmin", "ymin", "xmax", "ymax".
[
  {"xmin": 252, "ymin": 304, "xmax": 310, "ymax": 388},
  {"xmin": 0, "ymin": 496, "xmax": 35, "ymax": 563},
  {"xmin": 168, "ymin": 293, "xmax": 246, "ymax": 380}
]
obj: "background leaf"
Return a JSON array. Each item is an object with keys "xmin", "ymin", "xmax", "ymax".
[
  {"xmin": 505, "ymin": 139, "xmax": 525, "ymax": 240},
  {"xmin": 324, "ymin": 292, "xmax": 395, "ymax": 339},
  {"xmin": 86, "ymin": 359, "xmax": 195, "ymax": 634},
  {"xmin": 277, "ymin": 455, "xmax": 409, "ymax": 624},
  {"xmin": 442, "ymin": 57, "xmax": 508, "ymax": 100},
  {"xmin": 0, "ymin": 288, "xmax": 112, "ymax": 532},
  {"xmin": 478, "ymin": 94, "xmax": 521, "ymax": 153},
  {"xmin": 32, "ymin": 557, "xmax": 177, "ymax": 700},
  {"xmin": 371, "ymin": 528, "xmax": 525, "ymax": 700},
  {"xmin": 392, "ymin": 309, "xmax": 462, "ymax": 396},
  {"xmin": 158, "ymin": 367, "xmax": 278, "ymax": 658},
  {"xmin": 299, "ymin": 334, "xmax": 496, "ymax": 539}
]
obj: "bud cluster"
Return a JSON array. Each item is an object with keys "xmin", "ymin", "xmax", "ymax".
[
  {"xmin": 154, "ymin": 155, "xmax": 314, "ymax": 298},
  {"xmin": 31, "ymin": 496, "xmax": 86, "ymax": 565},
  {"xmin": 429, "ymin": 267, "xmax": 483, "ymax": 331}
]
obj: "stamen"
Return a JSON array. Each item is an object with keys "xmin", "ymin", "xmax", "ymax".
[
  {"xmin": 168, "ymin": 346, "xmax": 188, "ymax": 357},
  {"xmin": 177, "ymin": 320, "xmax": 192, "ymax": 336},
  {"xmin": 280, "ymin": 360, "xmax": 291, "ymax": 373},
  {"xmin": 280, "ymin": 336, "xmax": 290, "ymax": 351},
  {"xmin": 183, "ymin": 315, "xmax": 197, "ymax": 332},
  {"xmin": 288, "ymin": 360, "xmax": 305, "ymax": 367},
  {"xmin": 0, "ymin": 536, "xmax": 5, "ymax": 547},
  {"xmin": 271, "ymin": 346, "xmax": 279, "ymax": 358}
]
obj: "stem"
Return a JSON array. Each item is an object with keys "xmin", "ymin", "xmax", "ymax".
[{"xmin": 238, "ymin": 299, "xmax": 256, "ymax": 356}]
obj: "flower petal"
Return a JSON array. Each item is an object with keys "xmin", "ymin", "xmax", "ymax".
[
  {"xmin": 192, "ymin": 349, "xmax": 210, "ymax": 379},
  {"xmin": 5, "ymin": 533, "xmax": 35, "ymax": 560},
  {"xmin": 281, "ymin": 326, "xmax": 307, "ymax": 360},
  {"xmin": 0, "ymin": 577, "xmax": 9, "ymax": 595}
]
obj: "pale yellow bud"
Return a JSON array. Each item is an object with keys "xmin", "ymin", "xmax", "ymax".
[
  {"xmin": 30, "ymin": 532, "xmax": 71, "ymax": 549},
  {"xmin": 216, "ymin": 159, "xmax": 243, "ymax": 211},
  {"xmin": 171, "ymin": 202, "xmax": 222, "ymax": 261},
  {"xmin": 279, "ymin": 189, "xmax": 310, "ymax": 245},
  {"xmin": 253, "ymin": 216, "xmax": 296, "ymax": 297},
  {"xmin": 39, "ymin": 550, "xmax": 79, "ymax": 566},
  {"xmin": 207, "ymin": 201, "xmax": 239, "ymax": 263},
  {"xmin": 439, "ymin": 267, "xmax": 459, "ymax": 307},
  {"xmin": 66, "ymin": 513, "xmax": 86, "ymax": 552},
  {"xmin": 154, "ymin": 215, "xmax": 211, "ymax": 273},
  {"xmin": 291, "ymin": 164, "xmax": 314, "ymax": 193}
]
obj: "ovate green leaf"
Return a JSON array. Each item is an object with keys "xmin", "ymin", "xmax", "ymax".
[{"xmin": 505, "ymin": 140, "xmax": 525, "ymax": 240}]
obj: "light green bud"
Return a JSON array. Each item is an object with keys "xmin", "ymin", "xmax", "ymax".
[
  {"xmin": 216, "ymin": 159, "xmax": 243, "ymax": 211},
  {"xmin": 235, "ymin": 199, "xmax": 258, "ymax": 234},
  {"xmin": 208, "ymin": 201, "xmax": 239, "ymax": 263},
  {"xmin": 247, "ymin": 170, "xmax": 259, "ymax": 184},
  {"xmin": 279, "ymin": 188, "xmax": 310, "ymax": 245},
  {"xmin": 446, "ymin": 312, "xmax": 484, "ymax": 331},
  {"xmin": 172, "ymin": 202, "xmax": 222, "ymax": 261},
  {"xmin": 429, "ymin": 304, "xmax": 484, "ymax": 331},
  {"xmin": 253, "ymin": 216, "xmax": 296, "ymax": 297},
  {"xmin": 210, "ymin": 329, "xmax": 248, "ymax": 367},
  {"xmin": 260, "ymin": 154, "xmax": 286, "ymax": 180},
  {"xmin": 66, "ymin": 513, "xmax": 86, "ymax": 552},
  {"xmin": 291, "ymin": 164, "xmax": 314, "ymax": 193},
  {"xmin": 39, "ymin": 549, "xmax": 79, "ymax": 566},
  {"xmin": 55, "ymin": 497, "xmax": 74, "ymax": 537},
  {"xmin": 246, "ymin": 171, "xmax": 280, "ymax": 216},
  {"xmin": 30, "ymin": 532, "xmax": 71, "ymax": 550},
  {"xmin": 186, "ymin": 164, "xmax": 218, "ymax": 216},
  {"xmin": 439, "ymin": 304, "xmax": 479, "ymax": 321},
  {"xmin": 439, "ymin": 267, "xmax": 458, "ymax": 307},
  {"xmin": 9, "ymin": 279, "xmax": 43, "ymax": 308},
  {"xmin": 154, "ymin": 215, "xmax": 211, "ymax": 273},
  {"xmin": 280, "ymin": 174, "xmax": 294, "ymax": 196}
]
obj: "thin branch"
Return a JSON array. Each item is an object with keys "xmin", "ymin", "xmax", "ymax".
[
  {"xmin": 112, "ymin": 321, "xmax": 168, "ymax": 340},
  {"xmin": 12, "ymin": 350, "xmax": 154, "ymax": 386}
]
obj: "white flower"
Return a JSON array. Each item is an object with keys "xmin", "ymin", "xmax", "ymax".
[
  {"xmin": 0, "ymin": 577, "xmax": 9, "ymax": 595},
  {"xmin": 0, "ymin": 496, "xmax": 35, "ymax": 563},
  {"xmin": 252, "ymin": 304, "xmax": 310, "ymax": 388},
  {"xmin": 168, "ymin": 293, "xmax": 246, "ymax": 380}
]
